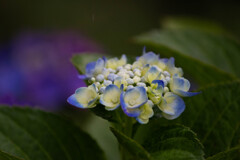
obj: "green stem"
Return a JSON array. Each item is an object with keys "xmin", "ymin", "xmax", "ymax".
[
  {"xmin": 111, "ymin": 109, "xmax": 135, "ymax": 160},
  {"xmin": 120, "ymin": 113, "xmax": 134, "ymax": 160},
  {"xmin": 119, "ymin": 117, "xmax": 133, "ymax": 160}
]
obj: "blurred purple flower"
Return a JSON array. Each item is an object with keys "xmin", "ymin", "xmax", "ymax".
[{"xmin": 0, "ymin": 31, "xmax": 103, "ymax": 110}]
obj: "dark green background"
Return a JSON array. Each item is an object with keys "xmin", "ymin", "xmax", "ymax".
[{"xmin": 1, "ymin": 0, "xmax": 240, "ymax": 55}]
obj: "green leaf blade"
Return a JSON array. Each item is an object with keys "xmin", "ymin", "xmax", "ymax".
[
  {"xmin": 134, "ymin": 29, "xmax": 239, "ymax": 86},
  {"xmin": 162, "ymin": 81, "xmax": 240, "ymax": 158},
  {"xmin": 134, "ymin": 123, "xmax": 204, "ymax": 160},
  {"xmin": 0, "ymin": 150, "xmax": 22, "ymax": 160},
  {"xmin": 206, "ymin": 146, "xmax": 240, "ymax": 160},
  {"xmin": 110, "ymin": 123, "xmax": 204, "ymax": 160},
  {"xmin": 0, "ymin": 106, "xmax": 106, "ymax": 160},
  {"xmin": 184, "ymin": 81, "xmax": 240, "ymax": 157}
]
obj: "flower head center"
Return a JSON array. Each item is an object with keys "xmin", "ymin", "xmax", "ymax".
[
  {"xmin": 111, "ymin": 97, "xmax": 118, "ymax": 104},
  {"xmin": 129, "ymin": 100, "xmax": 136, "ymax": 106}
]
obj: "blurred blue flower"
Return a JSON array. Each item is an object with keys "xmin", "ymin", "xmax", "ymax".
[{"xmin": 0, "ymin": 31, "xmax": 103, "ymax": 110}]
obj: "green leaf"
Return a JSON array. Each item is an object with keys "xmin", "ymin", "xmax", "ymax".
[
  {"xmin": 0, "ymin": 150, "xmax": 22, "ymax": 160},
  {"xmin": 166, "ymin": 81, "xmax": 240, "ymax": 157},
  {"xmin": 0, "ymin": 106, "xmax": 106, "ymax": 160},
  {"xmin": 71, "ymin": 53, "xmax": 105, "ymax": 74},
  {"xmin": 134, "ymin": 123, "xmax": 204, "ymax": 160},
  {"xmin": 83, "ymin": 114, "xmax": 121, "ymax": 160},
  {"xmin": 161, "ymin": 17, "xmax": 226, "ymax": 34},
  {"xmin": 110, "ymin": 127, "xmax": 151, "ymax": 160},
  {"xmin": 134, "ymin": 28, "xmax": 239, "ymax": 86},
  {"xmin": 206, "ymin": 146, "xmax": 240, "ymax": 160}
]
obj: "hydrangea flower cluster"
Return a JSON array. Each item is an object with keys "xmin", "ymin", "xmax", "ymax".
[{"xmin": 68, "ymin": 48, "xmax": 199, "ymax": 124}]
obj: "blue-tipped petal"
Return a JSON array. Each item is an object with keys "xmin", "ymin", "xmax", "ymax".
[
  {"xmin": 170, "ymin": 76, "xmax": 199, "ymax": 97},
  {"xmin": 142, "ymin": 46, "xmax": 147, "ymax": 54},
  {"xmin": 121, "ymin": 54, "xmax": 127, "ymax": 63},
  {"xmin": 114, "ymin": 77, "xmax": 128, "ymax": 89},
  {"xmin": 168, "ymin": 57, "xmax": 175, "ymax": 68},
  {"xmin": 78, "ymin": 74, "xmax": 87, "ymax": 80},
  {"xmin": 120, "ymin": 84, "xmax": 124, "ymax": 91},
  {"xmin": 174, "ymin": 90, "xmax": 201, "ymax": 97},
  {"xmin": 136, "ymin": 117, "xmax": 147, "ymax": 124},
  {"xmin": 161, "ymin": 58, "xmax": 169, "ymax": 63},
  {"xmin": 121, "ymin": 87, "xmax": 148, "ymax": 109},
  {"xmin": 142, "ymin": 47, "xmax": 159, "ymax": 60},
  {"xmin": 67, "ymin": 84, "xmax": 98, "ymax": 109},
  {"xmin": 87, "ymin": 96, "xmax": 99, "ymax": 108},
  {"xmin": 85, "ymin": 58, "xmax": 105, "ymax": 78},
  {"xmin": 90, "ymin": 83, "xmax": 97, "ymax": 92},
  {"xmin": 94, "ymin": 58, "xmax": 105, "ymax": 74},
  {"xmin": 171, "ymin": 76, "xmax": 190, "ymax": 91},
  {"xmin": 148, "ymin": 80, "xmax": 163, "ymax": 104},
  {"xmin": 158, "ymin": 92, "xmax": 185, "ymax": 120},
  {"xmin": 100, "ymin": 84, "xmax": 121, "ymax": 111},
  {"xmin": 142, "ymin": 52, "xmax": 159, "ymax": 60},
  {"xmin": 67, "ymin": 94, "xmax": 85, "ymax": 108},
  {"xmin": 136, "ymin": 47, "xmax": 160, "ymax": 65},
  {"xmin": 85, "ymin": 61, "xmax": 96, "ymax": 77},
  {"xmin": 102, "ymin": 56, "xmax": 107, "ymax": 63},
  {"xmin": 148, "ymin": 66, "xmax": 160, "ymax": 74},
  {"xmin": 144, "ymin": 66, "xmax": 162, "ymax": 83},
  {"xmin": 152, "ymin": 80, "xmax": 164, "ymax": 89},
  {"xmin": 141, "ymin": 64, "xmax": 150, "ymax": 76},
  {"xmin": 136, "ymin": 117, "xmax": 148, "ymax": 124},
  {"xmin": 142, "ymin": 53, "xmax": 159, "ymax": 65},
  {"xmin": 120, "ymin": 92, "xmax": 141, "ymax": 117},
  {"xmin": 166, "ymin": 57, "xmax": 183, "ymax": 77},
  {"xmin": 156, "ymin": 58, "xmax": 168, "ymax": 70},
  {"xmin": 136, "ymin": 100, "xmax": 154, "ymax": 124},
  {"xmin": 106, "ymin": 55, "xmax": 127, "ymax": 69}
]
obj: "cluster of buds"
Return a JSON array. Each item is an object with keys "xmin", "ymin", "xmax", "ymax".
[{"xmin": 68, "ymin": 48, "xmax": 199, "ymax": 124}]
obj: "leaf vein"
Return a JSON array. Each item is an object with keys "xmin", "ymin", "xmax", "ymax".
[
  {"xmin": 0, "ymin": 112, "xmax": 53, "ymax": 160},
  {"xmin": 0, "ymin": 130, "xmax": 30, "ymax": 160}
]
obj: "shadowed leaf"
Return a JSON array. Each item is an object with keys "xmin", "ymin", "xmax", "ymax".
[
  {"xmin": 134, "ymin": 123, "xmax": 204, "ymax": 160},
  {"xmin": 0, "ymin": 106, "xmax": 106, "ymax": 160},
  {"xmin": 206, "ymin": 146, "xmax": 240, "ymax": 160},
  {"xmin": 179, "ymin": 81, "xmax": 240, "ymax": 157},
  {"xmin": 110, "ymin": 127, "xmax": 151, "ymax": 160},
  {"xmin": 0, "ymin": 150, "xmax": 22, "ymax": 160},
  {"xmin": 159, "ymin": 81, "xmax": 240, "ymax": 158}
]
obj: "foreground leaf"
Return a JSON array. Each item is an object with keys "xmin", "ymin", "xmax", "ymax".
[
  {"xmin": 71, "ymin": 53, "xmax": 105, "ymax": 74},
  {"xmin": 135, "ymin": 29, "xmax": 239, "ymax": 86},
  {"xmin": 206, "ymin": 146, "xmax": 240, "ymax": 160},
  {"xmin": 0, "ymin": 106, "xmax": 105, "ymax": 160},
  {"xmin": 134, "ymin": 123, "xmax": 204, "ymax": 160},
  {"xmin": 167, "ymin": 81, "xmax": 240, "ymax": 157},
  {"xmin": 0, "ymin": 150, "xmax": 22, "ymax": 160},
  {"xmin": 110, "ymin": 127, "xmax": 150, "ymax": 160}
]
